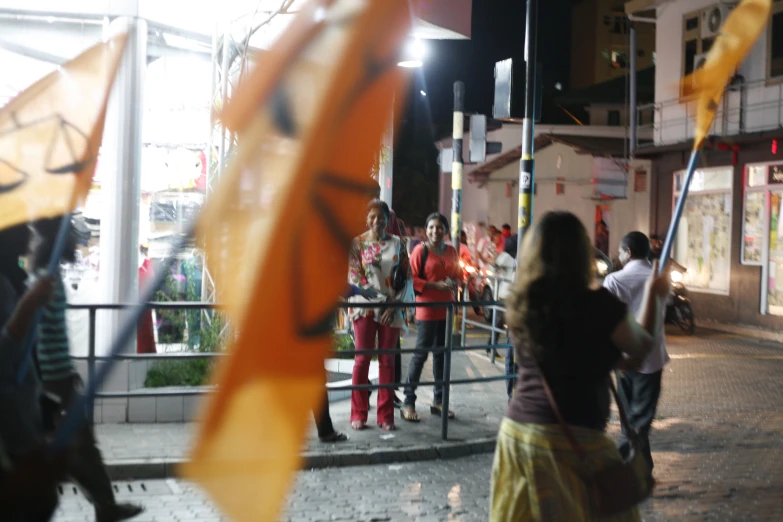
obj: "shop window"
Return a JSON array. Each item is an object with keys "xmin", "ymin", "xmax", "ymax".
[
  {"xmin": 608, "ymin": 110, "xmax": 621, "ymax": 126},
  {"xmin": 672, "ymin": 167, "xmax": 733, "ymax": 295},
  {"xmin": 740, "ymin": 161, "xmax": 783, "ymax": 315},
  {"xmin": 769, "ymin": 3, "xmax": 783, "ymax": 79}
]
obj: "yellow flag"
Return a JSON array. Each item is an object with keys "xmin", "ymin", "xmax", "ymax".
[
  {"xmin": 0, "ymin": 35, "xmax": 127, "ymax": 230},
  {"xmin": 182, "ymin": 0, "xmax": 411, "ymax": 520},
  {"xmin": 681, "ymin": 0, "xmax": 771, "ymax": 150}
]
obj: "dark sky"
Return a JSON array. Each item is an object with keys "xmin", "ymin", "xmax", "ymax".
[{"xmin": 410, "ymin": 0, "xmax": 576, "ymax": 135}]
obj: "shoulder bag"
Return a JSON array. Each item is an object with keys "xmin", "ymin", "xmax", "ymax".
[{"xmin": 534, "ymin": 361, "xmax": 655, "ymax": 516}]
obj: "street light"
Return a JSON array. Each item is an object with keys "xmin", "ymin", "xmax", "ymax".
[{"xmin": 397, "ymin": 37, "xmax": 425, "ymax": 68}]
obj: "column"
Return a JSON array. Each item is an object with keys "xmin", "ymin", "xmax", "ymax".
[
  {"xmin": 96, "ymin": 17, "xmax": 146, "ymax": 421},
  {"xmin": 378, "ymin": 108, "xmax": 395, "ymax": 206}
]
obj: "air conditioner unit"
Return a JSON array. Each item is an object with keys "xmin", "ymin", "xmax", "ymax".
[{"xmin": 701, "ymin": 4, "xmax": 735, "ymax": 39}]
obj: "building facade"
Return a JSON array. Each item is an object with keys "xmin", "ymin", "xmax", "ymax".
[
  {"xmin": 438, "ymin": 125, "xmax": 653, "ymax": 258},
  {"xmin": 628, "ymin": 0, "xmax": 783, "ymax": 330},
  {"xmin": 571, "ymin": 0, "xmax": 656, "ymax": 89}
]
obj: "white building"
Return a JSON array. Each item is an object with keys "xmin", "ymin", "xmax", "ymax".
[
  {"xmin": 438, "ymin": 124, "xmax": 653, "ymax": 259},
  {"xmin": 627, "ymin": 0, "xmax": 783, "ymax": 332}
]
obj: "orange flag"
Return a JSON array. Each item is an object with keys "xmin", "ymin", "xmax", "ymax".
[
  {"xmin": 0, "ymin": 35, "xmax": 127, "ymax": 230},
  {"xmin": 182, "ymin": 0, "xmax": 411, "ymax": 520},
  {"xmin": 681, "ymin": 0, "xmax": 772, "ymax": 150}
]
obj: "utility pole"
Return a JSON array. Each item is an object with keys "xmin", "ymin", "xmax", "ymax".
[
  {"xmin": 516, "ymin": 0, "xmax": 538, "ymax": 259},
  {"xmin": 450, "ymin": 81, "xmax": 465, "ymax": 251}
]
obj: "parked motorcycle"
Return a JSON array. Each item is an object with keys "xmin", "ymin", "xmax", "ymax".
[{"xmin": 666, "ymin": 267, "xmax": 695, "ymax": 335}]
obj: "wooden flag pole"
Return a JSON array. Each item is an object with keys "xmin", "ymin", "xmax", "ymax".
[
  {"xmin": 16, "ymin": 212, "xmax": 72, "ymax": 385},
  {"xmin": 658, "ymin": 148, "xmax": 702, "ymax": 275}
]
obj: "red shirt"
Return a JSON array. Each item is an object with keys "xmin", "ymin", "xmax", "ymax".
[{"xmin": 410, "ymin": 243, "xmax": 460, "ymax": 321}]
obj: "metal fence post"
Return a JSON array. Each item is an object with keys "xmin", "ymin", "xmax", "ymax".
[
  {"xmin": 460, "ymin": 283, "xmax": 468, "ymax": 342},
  {"xmin": 441, "ymin": 305, "xmax": 454, "ymax": 440},
  {"xmin": 490, "ymin": 278, "xmax": 499, "ymax": 363},
  {"xmin": 87, "ymin": 307, "xmax": 97, "ymax": 424}
]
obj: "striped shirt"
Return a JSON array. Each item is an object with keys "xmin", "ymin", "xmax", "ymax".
[{"xmin": 36, "ymin": 273, "xmax": 74, "ymax": 382}]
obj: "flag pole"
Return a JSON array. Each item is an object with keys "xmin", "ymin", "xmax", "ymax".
[
  {"xmin": 658, "ymin": 147, "xmax": 701, "ymax": 275},
  {"xmin": 52, "ymin": 225, "xmax": 195, "ymax": 450},
  {"xmin": 16, "ymin": 212, "xmax": 72, "ymax": 385}
]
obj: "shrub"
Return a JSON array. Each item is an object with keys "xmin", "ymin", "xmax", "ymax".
[{"xmin": 144, "ymin": 358, "xmax": 212, "ymax": 387}]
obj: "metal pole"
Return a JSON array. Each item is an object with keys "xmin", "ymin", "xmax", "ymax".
[
  {"xmin": 441, "ymin": 305, "xmax": 454, "ymax": 440},
  {"xmin": 659, "ymin": 149, "xmax": 701, "ymax": 273},
  {"xmin": 450, "ymin": 81, "xmax": 465, "ymax": 251},
  {"xmin": 629, "ymin": 23, "xmax": 638, "ymax": 158},
  {"xmin": 87, "ymin": 307, "xmax": 96, "ymax": 425},
  {"xmin": 490, "ymin": 278, "xmax": 499, "ymax": 364},
  {"xmin": 517, "ymin": 0, "xmax": 538, "ymax": 259}
]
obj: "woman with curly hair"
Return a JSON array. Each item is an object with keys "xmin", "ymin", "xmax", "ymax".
[{"xmin": 490, "ymin": 211, "xmax": 669, "ymax": 521}]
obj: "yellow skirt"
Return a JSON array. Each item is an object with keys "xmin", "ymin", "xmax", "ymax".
[{"xmin": 490, "ymin": 418, "xmax": 641, "ymax": 522}]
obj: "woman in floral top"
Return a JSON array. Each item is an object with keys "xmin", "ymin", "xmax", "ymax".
[{"xmin": 347, "ymin": 200, "xmax": 407, "ymax": 431}]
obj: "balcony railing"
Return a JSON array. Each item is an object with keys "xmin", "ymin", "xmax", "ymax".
[{"xmin": 637, "ymin": 78, "xmax": 783, "ymax": 149}]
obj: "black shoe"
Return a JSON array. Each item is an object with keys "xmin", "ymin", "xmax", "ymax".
[
  {"xmin": 394, "ymin": 394, "xmax": 403, "ymax": 409},
  {"xmin": 97, "ymin": 503, "xmax": 144, "ymax": 522}
]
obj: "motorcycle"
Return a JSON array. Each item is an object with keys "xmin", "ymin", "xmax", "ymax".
[{"xmin": 666, "ymin": 267, "xmax": 695, "ymax": 335}]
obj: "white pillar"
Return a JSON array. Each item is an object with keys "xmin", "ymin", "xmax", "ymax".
[
  {"xmin": 98, "ymin": 17, "xmax": 146, "ymax": 361},
  {"xmin": 378, "ymin": 108, "xmax": 394, "ymax": 206}
]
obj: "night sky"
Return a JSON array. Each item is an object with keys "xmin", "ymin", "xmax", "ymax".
[
  {"xmin": 391, "ymin": 0, "xmax": 577, "ymax": 225},
  {"xmin": 415, "ymin": 0, "xmax": 577, "ymax": 134}
]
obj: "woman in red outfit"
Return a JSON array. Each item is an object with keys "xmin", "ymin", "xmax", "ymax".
[
  {"xmin": 347, "ymin": 200, "xmax": 407, "ymax": 431},
  {"xmin": 402, "ymin": 213, "xmax": 460, "ymax": 422},
  {"xmin": 136, "ymin": 244, "xmax": 156, "ymax": 354}
]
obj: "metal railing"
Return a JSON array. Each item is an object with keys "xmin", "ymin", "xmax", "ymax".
[
  {"xmin": 67, "ymin": 297, "xmax": 514, "ymax": 440},
  {"xmin": 637, "ymin": 77, "xmax": 783, "ymax": 149},
  {"xmin": 459, "ymin": 275, "xmax": 511, "ymax": 363}
]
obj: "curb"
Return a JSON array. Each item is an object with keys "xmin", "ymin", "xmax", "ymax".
[
  {"xmin": 695, "ymin": 320, "xmax": 783, "ymax": 344},
  {"xmin": 104, "ymin": 437, "xmax": 497, "ymax": 480}
]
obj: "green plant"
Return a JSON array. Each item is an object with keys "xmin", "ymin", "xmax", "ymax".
[
  {"xmin": 153, "ymin": 273, "xmax": 186, "ymax": 344},
  {"xmin": 332, "ymin": 333, "xmax": 355, "ymax": 360},
  {"xmin": 144, "ymin": 358, "xmax": 212, "ymax": 388}
]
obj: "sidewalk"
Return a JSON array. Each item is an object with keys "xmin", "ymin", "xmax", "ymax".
[
  {"xmin": 96, "ymin": 326, "xmax": 510, "ymax": 478},
  {"xmin": 95, "ymin": 324, "xmax": 783, "ymax": 484}
]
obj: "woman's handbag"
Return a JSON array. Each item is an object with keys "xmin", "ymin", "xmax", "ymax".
[{"xmin": 536, "ymin": 364, "xmax": 655, "ymax": 516}]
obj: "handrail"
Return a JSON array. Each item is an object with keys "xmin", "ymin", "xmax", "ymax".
[{"xmin": 636, "ymin": 77, "xmax": 783, "ymax": 149}]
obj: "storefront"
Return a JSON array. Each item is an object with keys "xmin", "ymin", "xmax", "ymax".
[{"xmin": 647, "ymin": 138, "xmax": 783, "ymax": 331}]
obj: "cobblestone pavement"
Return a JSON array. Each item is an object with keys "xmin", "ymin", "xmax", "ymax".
[{"xmin": 56, "ymin": 328, "xmax": 783, "ymax": 520}]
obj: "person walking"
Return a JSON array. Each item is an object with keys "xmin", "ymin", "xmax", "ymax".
[
  {"xmin": 0, "ymin": 224, "xmax": 60, "ymax": 522},
  {"xmin": 347, "ymin": 200, "xmax": 407, "ymax": 431},
  {"xmin": 490, "ymin": 211, "xmax": 669, "ymax": 521},
  {"xmin": 603, "ymin": 231, "xmax": 669, "ymax": 471},
  {"xmin": 31, "ymin": 217, "xmax": 144, "ymax": 522},
  {"xmin": 401, "ymin": 213, "xmax": 460, "ymax": 422}
]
